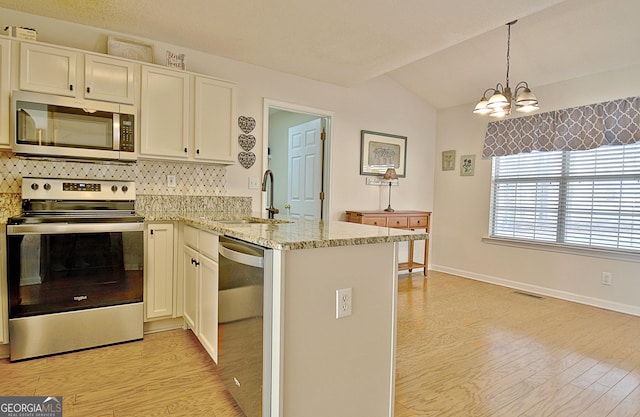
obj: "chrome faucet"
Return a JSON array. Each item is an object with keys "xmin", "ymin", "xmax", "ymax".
[{"xmin": 261, "ymin": 170, "xmax": 279, "ymax": 219}]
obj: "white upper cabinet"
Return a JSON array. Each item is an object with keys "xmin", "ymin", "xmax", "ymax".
[
  {"xmin": 194, "ymin": 76, "xmax": 238, "ymax": 164},
  {"xmin": 84, "ymin": 54, "xmax": 135, "ymax": 104},
  {"xmin": 140, "ymin": 65, "xmax": 190, "ymax": 159},
  {"xmin": 20, "ymin": 43, "xmax": 78, "ymax": 97},
  {"xmin": 0, "ymin": 38, "xmax": 11, "ymax": 149},
  {"xmin": 19, "ymin": 43, "xmax": 136, "ymax": 104},
  {"xmin": 139, "ymin": 66, "xmax": 237, "ymax": 165}
]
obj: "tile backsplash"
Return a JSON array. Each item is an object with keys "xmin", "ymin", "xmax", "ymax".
[{"xmin": 0, "ymin": 151, "xmax": 227, "ymax": 195}]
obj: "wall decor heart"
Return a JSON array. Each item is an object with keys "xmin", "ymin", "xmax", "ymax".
[
  {"xmin": 238, "ymin": 151, "xmax": 256, "ymax": 169},
  {"xmin": 238, "ymin": 116, "xmax": 256, "ymax": 134},
  {"xmin": 238, "ymin": 134, "xmax": 256, "ymax": 151}
]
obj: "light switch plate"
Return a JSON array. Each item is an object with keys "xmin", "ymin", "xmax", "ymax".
[
  {"xmin": 249, "ymin": 177, "xmax": 260, "ymax": 189},
  {"xmin": 167, "ymin": 175, "xmax": 177, "ymax": 187}
]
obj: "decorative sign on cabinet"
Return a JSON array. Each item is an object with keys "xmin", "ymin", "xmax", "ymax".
[{"xmin": 346, "ymin": 210, "xmax": 431, "ymax": 276}]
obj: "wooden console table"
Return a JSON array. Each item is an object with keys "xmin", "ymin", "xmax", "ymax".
[{"xmin": 345, "ymin": 210, "xmax": 431, "ymax": 276}]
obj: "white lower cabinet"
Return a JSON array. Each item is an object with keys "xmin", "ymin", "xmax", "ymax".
[
  {"xmin": 197, "ymin": 254, "xmax": 219, "ymax": 361},
  {"xmin": 182, "ymin": 225, "xmax": 219, "ymax": 362},
  {"xmin": 182, "ymin": 245, "xmax": 198, "ymax": 330},
  {"xmin": 144, "ymin": 223, "xmax": 176, "ymax": 321}
]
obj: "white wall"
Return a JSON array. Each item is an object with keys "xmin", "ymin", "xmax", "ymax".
[
  {"xmin": 0, "ymin": 8, "xmax": 436, "ymax": 225},
  {"xmin": 432, "ymin": 64, "xmax": 640, "ymax": 316}
]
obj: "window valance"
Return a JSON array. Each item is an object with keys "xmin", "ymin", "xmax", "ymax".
[{"xmin": 482, "ymin": 96, "xmax": 640, "ymax": 158}]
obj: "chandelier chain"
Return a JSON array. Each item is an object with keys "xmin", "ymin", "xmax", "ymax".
[{"xmin": 505, "ymin": 22, "xmax": 511, "ymax": 88}]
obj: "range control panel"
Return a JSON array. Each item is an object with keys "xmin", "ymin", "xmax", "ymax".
[{"xmin": 21, "ymin": 177, "xmax": 136, "ymax": 201}]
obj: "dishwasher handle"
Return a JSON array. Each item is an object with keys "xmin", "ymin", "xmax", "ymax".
[{"xmin": 219, "ymin": 242, "xmax": 264, "ymax": 268}]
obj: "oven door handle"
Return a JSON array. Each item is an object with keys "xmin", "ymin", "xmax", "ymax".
[{"xmin": 7, "ymin": 222, "xmax": 145, "ymax": 235}]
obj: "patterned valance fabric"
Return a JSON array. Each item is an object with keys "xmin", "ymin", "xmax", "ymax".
[{"xmin": 482, "ymin": 96, "xmax": 640, "ymax": 158}]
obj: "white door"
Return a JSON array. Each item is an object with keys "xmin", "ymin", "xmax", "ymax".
[{"xmin": 288, "ymin": 119, "xmax": 322, "ymax": 220}]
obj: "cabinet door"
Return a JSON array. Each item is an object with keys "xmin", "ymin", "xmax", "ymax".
[
  {"xmin": 84, "ymin": 54, "xmax": 135, "ymax": 104},
  {"xmin": 183, "ymin": 245, "xmax": 199, "ymax": 331},
  {"xmin": 145, "ymin": 223, "xmax": 175, "ymax": 320},
  {"xmin": 198, "ymin": 255, "xmax": 219, "ymax": 363},
  {"xmin": 20, "ymin": 43, "xmax": 77, "ymax": 97},
  {"xmin": 194, "ymin": 76, "xmax": 237, "ymax": 164},
  {"xmin": 140, "ymin": 66, "xmax": 190, "ymax": 159},
  {"xmin": 0, "ymin": 39, "xmax": 10, "ymax": 148}
]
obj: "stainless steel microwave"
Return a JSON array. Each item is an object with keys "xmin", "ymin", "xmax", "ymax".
[{"xmin": 11, "ymin": 91, "xmax": 137, "ymax": 161}]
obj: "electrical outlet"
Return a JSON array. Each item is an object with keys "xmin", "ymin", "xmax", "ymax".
[
  {"xmin": 336, "ymin": 288, "xmax": 352, "ymax": 319},
  {"xmin": 249, "ymin": 177, "xmax": 261, "ymax": 189},
  {"xmin": 601, "ymin": 272, "xmax": 613, "ymax": 286},
  {"xmin": 167, "ymin": 175, "xmax": 177, "ymax": 188}
]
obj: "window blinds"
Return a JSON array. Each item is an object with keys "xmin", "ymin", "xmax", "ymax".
[{"xmin": 490, "ymin": 143, "xmax": 640, "ymax": 252}]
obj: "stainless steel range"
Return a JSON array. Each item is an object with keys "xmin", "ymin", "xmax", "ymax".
[{"xmin": 6, "ymin": 177, "xmax": 144, "ymax": 361}]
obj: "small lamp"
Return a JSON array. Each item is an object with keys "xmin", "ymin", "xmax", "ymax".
[{"xmin": 383, "ymin": 168, "xmax": 398, "ymax": 212}]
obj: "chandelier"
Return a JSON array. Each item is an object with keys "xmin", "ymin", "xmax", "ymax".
[{"xmin": 473, "ymin": 20, "xmax": 539, "ymax": 117}]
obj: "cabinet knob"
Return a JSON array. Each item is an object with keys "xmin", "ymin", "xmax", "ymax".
[
  {"xmin": 86, "ymin": 86, "xmax": 91, "ymax": 94},
  {"xmin": 69, "ymin": 84, "xmax": 74, "ymax": 91},
  {"xmin": 184, "ymin": 147, "xmax": 188, "ymax": 153},
  {"xmin": 150, "ymin": 229, "xmax": 154, "ymax": 235},
  {"xmin": 196, "ymin": 149, "xmax": 200, "ymax": 155},
  {"xmin": 417, "ymin": 220, "xmax": 421, "ymax": 224},
  {"xmin": 373, "ymin": 221, "xmax": 378, "ymax": 225}
]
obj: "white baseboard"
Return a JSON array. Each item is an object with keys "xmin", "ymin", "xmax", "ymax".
[{"xmin": 430, "ymin": 264, "xmax": 640, "ymax": 317}]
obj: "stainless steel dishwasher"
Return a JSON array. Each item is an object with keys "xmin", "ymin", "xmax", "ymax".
[{"xmin": 218, "ymin": 236, "xmax": 273, "ymax": 417}]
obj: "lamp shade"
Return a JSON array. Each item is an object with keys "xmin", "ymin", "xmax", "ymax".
[
  {"xmin": 383, "ymin": 168, "xmax": 398, "ymax": 180},
  {"xmin": 515, "ymin": 88, "xmax": 538, "ymax": 106},
  {"xmin": 487, "ymin": 91, "xmax": 509, "ymax": 109},
  {"xmin": 473, "ymin": 98, "xmax": 492, "ymax": 115}
]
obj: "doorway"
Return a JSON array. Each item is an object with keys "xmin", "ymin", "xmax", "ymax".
[{"xmin": 263, "ymin": 99, "xmax": 333, "ymax": 220}]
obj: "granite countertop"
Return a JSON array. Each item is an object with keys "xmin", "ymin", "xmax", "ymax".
[{"xmin": 139, "ymin": 211, "xmax": 429, "ymax": 250}]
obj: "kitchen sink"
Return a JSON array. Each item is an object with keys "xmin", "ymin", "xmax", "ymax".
[{"xmin": 216, "ymin": 218, "xmax": 291, "ymax": 225}]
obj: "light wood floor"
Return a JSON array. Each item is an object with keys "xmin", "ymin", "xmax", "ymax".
[{"xmin": 1, "ymin": 271, "xmax": 639, "ymax": 416}]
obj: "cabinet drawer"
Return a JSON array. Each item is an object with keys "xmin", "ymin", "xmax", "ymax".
[
  {"xmin": 184, "ymin": 225, "xmax": 199, "ymax": 249},
  {"xmin": 362, "ymin": 216, "xmax": 387, "ymax": 227},
  {"xmin": 388, "ymin": 216, "xmax": 408, "ymax": 228},
  {"xmin": 199, "ymin": 230, "xmax": 219, "ymax": 261},
  {"xmin": 409, "ymin": 215, "xmax": 429, "ymax": 229}
]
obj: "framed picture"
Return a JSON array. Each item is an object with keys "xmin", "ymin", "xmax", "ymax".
[
  {"xmin": 460, "ymin": 154, "xmax": 476, "ymax": 176},
  {"xmin": 442, "ymin": 150, "xmax": 456, "ymax": 171},
  {"xmin": 360, "ymin": 130, "xmax": 407, "ymax": 177}
]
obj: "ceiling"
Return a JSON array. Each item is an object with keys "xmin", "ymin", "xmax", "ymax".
[{"xmin": 1, "ymin": 0, "xmax": 639, "ymax": 109}]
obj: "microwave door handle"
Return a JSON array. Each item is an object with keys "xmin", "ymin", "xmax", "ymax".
[{"xmin": 113, "ymin": 113, "xmax": 120, "ymax": 151}]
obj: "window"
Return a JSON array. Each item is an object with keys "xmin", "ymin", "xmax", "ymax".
[{"xmin": 490, "ymin": 142, "xmax": 640, "ymax": 253}]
